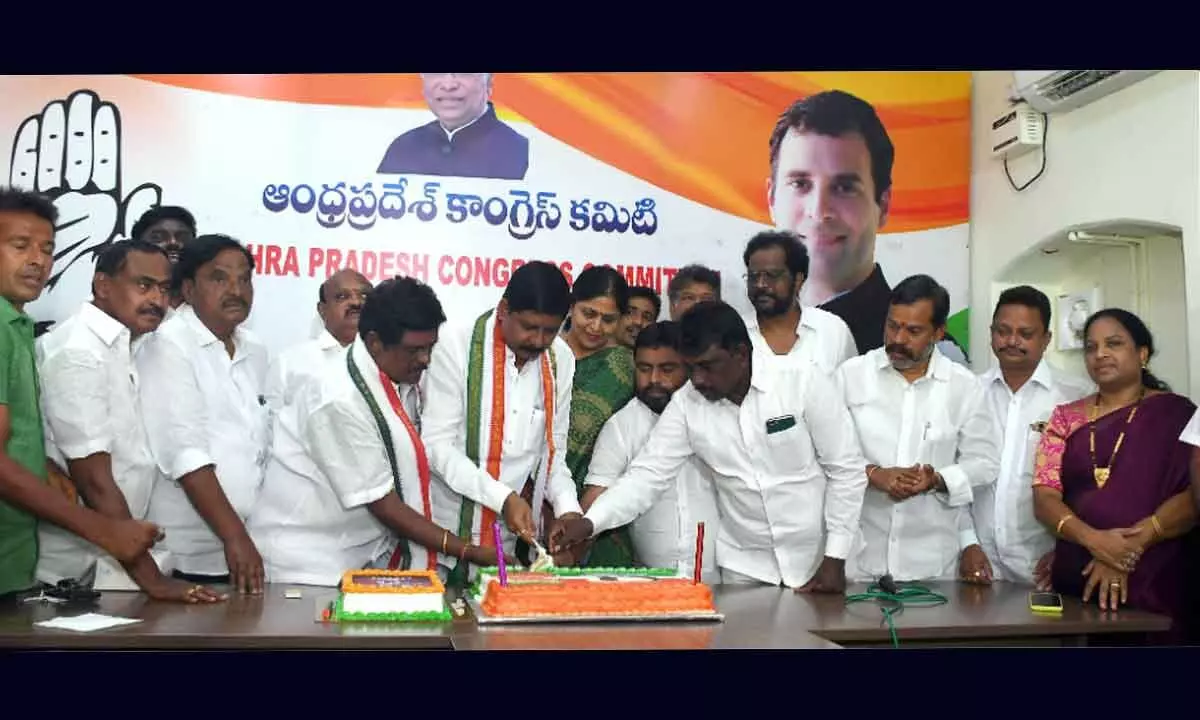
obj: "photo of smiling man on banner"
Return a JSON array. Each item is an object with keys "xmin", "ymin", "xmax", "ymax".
[{"xmin": 377, "ymin": 72, "xmax": 530, "ymax": 181}]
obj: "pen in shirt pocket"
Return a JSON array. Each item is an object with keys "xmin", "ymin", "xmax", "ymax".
[
  {"xmin": 257, "ymin": 394, "xmax": 266, "ymax": 406},
  {"xmin": 922, "ymin": 421, "xmax": 931, "ymax": 440}
]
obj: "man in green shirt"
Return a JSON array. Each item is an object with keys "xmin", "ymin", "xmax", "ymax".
[{"xmin": 0, "ymin": 186, "xmax": 162, "ymax": 599}]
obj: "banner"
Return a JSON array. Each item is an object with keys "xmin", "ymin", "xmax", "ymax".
[{"xmin": 0, "ymin": 73, "xmax": 971, "ymax": 356}]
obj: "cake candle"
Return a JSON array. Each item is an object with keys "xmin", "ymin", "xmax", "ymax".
[
  {"xmin": 694, "ymin": 522, "xmax": 705, "ymax": 584},
  {"xmin": 492, "ymin": 522, "xmax": 508, "ymax": 586}
]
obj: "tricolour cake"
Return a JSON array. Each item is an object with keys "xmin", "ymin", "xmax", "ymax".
[
  {"xmin": 469, "ymin": 567, "xmax": 718, "ymax": 620},
  {"xmin": 333, "ymin": 569, "xmax": 453, "ymax": 622}
]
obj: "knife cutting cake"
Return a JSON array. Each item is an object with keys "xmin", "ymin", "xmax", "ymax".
[
  {"xmin": 470, "ymin": 567, "xmax": 718, "ymax": 620},
  {"xmin": 332, "ymin": 569, "xmax": 452, "ymax": 622}
]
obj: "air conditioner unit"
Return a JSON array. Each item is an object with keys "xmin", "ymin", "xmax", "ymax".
[
  {"xmin": 991, "ymin": 104, "xmax": 1045, "ymax": 160},
  {"xmin": 1013, "ymin": 70, "xmax": 1161, "ymax": 114}
]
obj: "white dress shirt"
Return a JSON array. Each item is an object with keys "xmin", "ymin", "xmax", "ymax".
[
  {"xmin": 34, "ymin": 302, "xmax": 160, "ymax": 585},
  {"xmin": 136, "ymin": 305, "xmax": 271, "ymax": 576},
  {"xmin": 975, "ymin": 361, "xmax": 1093, "ymax": 584},
  {"xmin": 583, "ymin": 398, "xmax": 721, "ymax": 583},
  {"xmin": 263, "ymin": 328, "xmax": 344, "ymax": 411},
  {"xmin": 248, "ymin": 339, "xmax": 430, "ymax": 586},
  {"xmin": 838, "ymin": 347, "xmax": 1001, "ymax": 582},
  {"xmin": 744, "ymin": 306, "xmax": 857, "ymax": 375},
  {"xmin": 584, "ymin": 355, "xmax": 868, "ymax": 588},
  {"xmin": 421, "ymin": 316, "xmax": 582, "ymax": 558}
]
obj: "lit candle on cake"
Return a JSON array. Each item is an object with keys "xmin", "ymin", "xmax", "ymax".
[
  {"xmin": 694, "ymin": 522, "xmax": 705, "ymax": 584},
  {"xmin": 492, "ymin": 521, "xmax": 508, "ymax": 586}
]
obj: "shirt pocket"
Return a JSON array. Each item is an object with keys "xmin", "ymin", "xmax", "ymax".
[
  {"xmin": 763, "ymin": 419, "xmax": 813, "ymax": 477},
  {"xmin": 525, "ymin": 408, "xmax": 547, "ymax": 453}
]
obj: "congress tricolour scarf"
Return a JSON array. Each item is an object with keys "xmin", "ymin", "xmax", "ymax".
[
  {"xmin": 449, "ymin": 308, "xmax": 557, "ymax": 587},
  {"xmin": 346, "ymin": 340, "xmax": 437, "ymax": 572}
]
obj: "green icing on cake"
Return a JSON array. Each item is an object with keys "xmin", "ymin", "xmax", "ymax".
[{"xmin": 333, "ymin": 594, "xmax": 454, "ymax": 624}]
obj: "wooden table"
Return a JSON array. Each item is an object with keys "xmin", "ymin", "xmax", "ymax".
[{"xmin": 0, "ymin": 580, "xmax": 1169, "ymax": 651}]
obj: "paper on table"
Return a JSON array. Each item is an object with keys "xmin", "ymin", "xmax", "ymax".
[{"xmin": 35, "ymin": 613, "xmax": 143, "ymax": 632}]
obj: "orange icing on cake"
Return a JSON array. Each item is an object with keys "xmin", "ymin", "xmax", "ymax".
[{"xmin": 480, "ymin": 576, "xmax": 715, "ymax": 618}]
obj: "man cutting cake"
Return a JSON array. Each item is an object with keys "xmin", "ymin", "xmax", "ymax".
[
  {"xmin": 421, "ymin": 261, "xmax": 585, "ymax": 587},
  {"xmin": 550, "ymin": 301, "xmax": 869, "ymax": 592}
]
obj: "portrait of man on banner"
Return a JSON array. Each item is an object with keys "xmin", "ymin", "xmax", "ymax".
[{"xmin": 377, "ymin": 73, "xmax": 530, "ymax": 182}]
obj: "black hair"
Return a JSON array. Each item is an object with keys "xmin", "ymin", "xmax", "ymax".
[
  {"xmin": 678, "ymin": 301, "xmax": 751, "ymax": 358},
  {"xmin": 667, "ymin": 264, "xmax": 722, "ymax": 304},
  {"xmin": 1082, "ymin": 308, "xmax": 1170, "ymax": 391},
  {"xmin": 94, "ymin": 239, "xmax": 170, "ymax": 277},
  {"xmin": 358, "ymin": 276, "xmax": 446, "ymax": 346},
  {"xmin": 627, "ymin": 285, "xmax": 662, "ymax": 318},
  {"xmin": 172, "ymin": 233, "xmax": 255, "ymax": 292},
  {"xmin": 769, "ymin": 89, "xmax": 894, "ymax": 205},
  {"xmin": 634, "ymin": 320, "xmax": 682, "ymax": 355},
  {"xmin": 502, "ymin": 260, "xmax": 571, "ymax": 318},
  {"xmin": 571, "ymin": 264, "xmax": 630, "ymax": 315},
  {"xmin": 890, "ymin": 274, "xmax": 950, "ymax": 328},
  {"xmin": 131, "ymin": 205, "xmax": 197, "ymax": 241},
  {"xmin": 994, "ymin": 284, "xmax": 1052, "ymax": 332},
  {"xmin": 742, "ymin": 229, "xmax": 810, "ymax": 278},
  {"xmin": 318, "ymin": 270, "xmax": 370, "ymax": 304},
  {"xmin": 0, "ymin": 186, "xmax": 58, "ymax": 227}
]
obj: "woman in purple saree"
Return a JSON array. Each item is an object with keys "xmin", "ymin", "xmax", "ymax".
[{"xmin": 1033, "ymin": 309, "xmax": 1198, "ymax": 644}]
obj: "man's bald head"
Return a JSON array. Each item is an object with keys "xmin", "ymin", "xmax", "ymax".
[{"xmin": 318, "ymin": 269, "xmax": 373, "ymax": 345}]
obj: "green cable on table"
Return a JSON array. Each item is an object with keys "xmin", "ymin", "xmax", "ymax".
[{"xmin": 844, "ymin": 578, "xmax": 949, "ymax": 648}]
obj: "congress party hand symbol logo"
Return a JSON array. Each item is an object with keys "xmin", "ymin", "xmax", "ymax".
[{"xmin": 8, "ymin": 90, "xmax": 163, "ymax": 292}]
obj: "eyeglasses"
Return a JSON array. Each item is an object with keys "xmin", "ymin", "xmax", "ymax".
[{"xmin": 743, "ymin": 270, "xmax": 789, "ymax": 285}]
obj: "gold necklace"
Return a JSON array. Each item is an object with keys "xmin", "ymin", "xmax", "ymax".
[{"xmin": 1088, "ymin": 388, "xmax": 1145, "ymax": 488}]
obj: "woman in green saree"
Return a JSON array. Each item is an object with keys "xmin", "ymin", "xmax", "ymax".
[{"xmin": 561, "ymin": 265, "xmax": 638, "ymax": 567}]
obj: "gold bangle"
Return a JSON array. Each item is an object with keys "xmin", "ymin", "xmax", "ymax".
[
  {"xmin": 441, "ymin": 530, "xmax": 449, "ymax": 555},
  {"xmin": 866, "ymin": 465, "xmax": 878, "ymax": 481},
  {"xmin": 1056, "ymin": 514, "xmax": 1074, "ymax": 535},
  {"xmin": 1151, "ymin": 514, "xmax": 1164, "ymax": 538},
  {"xmin": 459, "ymin": 540, "xmax": 470, "ymax": 561}
]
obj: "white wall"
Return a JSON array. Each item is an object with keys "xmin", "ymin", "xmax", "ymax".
[{"xmin": 969, "ymin": 70, "xmax": 1200, "ymax": 396}]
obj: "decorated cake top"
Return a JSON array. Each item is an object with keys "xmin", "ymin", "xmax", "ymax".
[
  {"xmin": 341, "ymin": 569, "xmax": 446, "ymax": 595},
  {"xmin": 469, "ymin": 566, "xmax": 685, "ymax": 596}
]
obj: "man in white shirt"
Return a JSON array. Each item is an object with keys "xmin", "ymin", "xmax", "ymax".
[
  {"xmin": 742, "ymin": 230, "xmax": 857, "ymax": 374},
  {"xmin": 421, "ymin": 260, "xmax": 584, "ymax": 587},
  {"xmin": 264, "ymin": 269, "xmax": 372, "ymax": 411},
  {"xmin": 248, "ymin": 277, "xmax": 510, "ymax": 586},
  {"xmin": 137, "ymin": 234, "xmax": 271, "ymax": 594},
  {"xmin": 976, "ymin": 285, "xmax": 1093, "ymax": 586},
  {"xmin": 36, "ymin": 240, "xmax": 224, "ymax": 603},
  {"xmin": 580, "ymin": 321, "xmax": 720, "ymax": 582},
  {"xmin": 551, "ymin": 301, "xmax": 868, "ymax": 591},
  {"xmin": 837, "ymin": 274, "xmax": 1001, "ymax": 584}
]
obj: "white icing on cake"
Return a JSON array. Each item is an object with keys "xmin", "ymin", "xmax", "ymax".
[{"xmin": 341, "ymin": 592, "xmax": 446, "ymax": 616}]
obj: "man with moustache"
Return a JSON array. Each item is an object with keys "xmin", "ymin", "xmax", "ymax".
[
  {"xmin": 377, "ymin": 73, "xmax": 529, "ymax": 181},
  {"xmin": 616, "ymin": 285, "xmax": 660, "ymax": 349},
  {"xmin": 0, "ymin": 187, "xmax": 161, "ymax": 601},
  {"xmin": 552, "ymin": 301, "xmax": 868, "ymax": 592},
  {"xmin": 974, "ymin": 286, "xmax": 1092, "ymax": 586},
  {"xmin": 422, "ymin": 261, "xmax": 584, "ymax": 586},
  {"xmin": 35, "ymin": 240, "xmax": 224, "ymax": 603},
  {"xmin": 264, "ymin": 269, "xmax": 373, "ymax": 411},
  {"xmin": 248, "ymin": 277, "xmax": 512, "ymax": 585},
  {"xmin": 131, "ymin": 206, "xmax": 198, "ymax": 311},
  {"xmin": 837, "ymin": 275, "xmax": 1001, "ymax": 584},
  {"xmin": 742, "ymin": 230, "xmax": 856, "ymax": 375},
  {"xmin": 580, "ymin": 321, "xmax": 719, "ymax": 581},
  {"xmin": 137, "ymin": 234, "xmax": 271, "ymax": 594}
]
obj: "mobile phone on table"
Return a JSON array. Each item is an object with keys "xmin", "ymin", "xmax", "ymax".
[{"xmin": 1029, "ymin": 591, "xmax": 1064, "ymax": 614}]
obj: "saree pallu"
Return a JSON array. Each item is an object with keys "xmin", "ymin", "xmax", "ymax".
[{"xmin": 566, "ymin": 344, "xmax": 637, "ymax": 567}]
